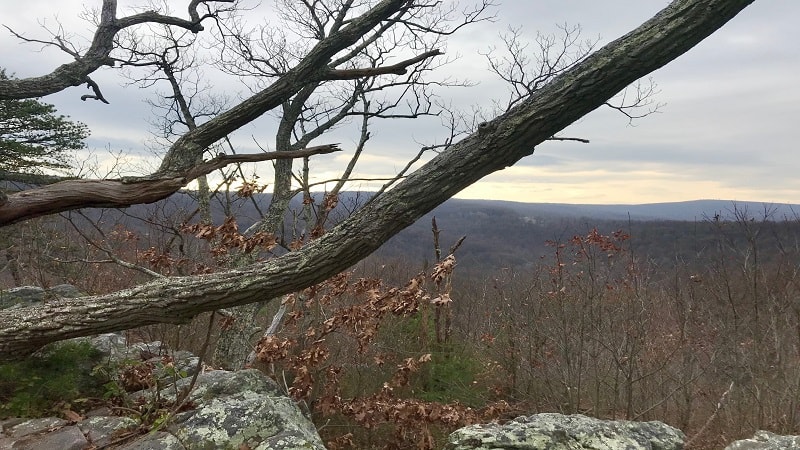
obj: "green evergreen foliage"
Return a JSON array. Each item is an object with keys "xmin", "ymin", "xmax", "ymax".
[
  {"xmin": 416, "ymin": 345, "xmax": 484, "ymax": 406},
  {"xmin": 0, "ymin": 70, "xmax": 89, "ymax": 173},
  {"xmin": 387, "ymin": 312, "xmax": 485, "ymax": 406},
  {"xmin": 0, "ymin": 341, "xmax": 106, "ymax": 418}
]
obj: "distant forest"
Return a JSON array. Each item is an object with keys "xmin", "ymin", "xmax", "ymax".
[
  {"xmin": 14, "ymin": 190, "xmax": 796, "ymax": 276},
  {"xmin": 4, "ymin": 190, "xmax": 800, "ymax": 449}
]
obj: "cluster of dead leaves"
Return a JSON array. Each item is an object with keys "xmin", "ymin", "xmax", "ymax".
[
  {"xmin": 318, "ymin": 351, "xmax": 510, "ymax": 450},
  {"xmin": 182, "ymin": 216, "xmax": 277, "ymax": 256},
  {"xmin": 570, "ymin": 228, "xmax": 631, "ymax": 258},
  {"xmin": 140, "ymin": 247, "xmax": 180, "ymax": 272},
  {"xmin": 249, "ymin": 254, "xmax": 515, "ymax": 449},
  {"xmin": 254, "ymin": 272, "xmax": 430, "ymax": 397},
  {"xmin": 236, "ymin": 179, "xmax": 267, "ymax": 198},
  {"xmin": 328, "ymin": 389, "xmax": 510, "ymax": 450},
  {"xmin": 118, "ymin": 360, "xmax": 157, "ymax": 392},
  {"xmin": 430, "ymin": 254, "xmax": 456, "ymax": 284}
]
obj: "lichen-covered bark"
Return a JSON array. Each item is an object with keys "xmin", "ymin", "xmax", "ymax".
[{"xmin": 0, "ymin": 0, "xmax": 756, "ymax": 360}]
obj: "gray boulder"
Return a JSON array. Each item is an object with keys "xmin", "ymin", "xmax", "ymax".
[
  {"xmin": 2, "ymin": 417, "xmax": 69, "ymax": 439},
  {"xmin": 161, "ymin": 369, "xmax": 325, "ymax": 449},
  {"xmin": 117, "ymin": 342, "xmax": 325, "ymax": 449},
  {"xmin": 725, "ymin": 430, "xmax": 800, "ymax": 449},
  {"xmin": 9, "ymin": 424, "xmax": 88, "ymax": 450},
  {"xmin": 48, "ymin": 284, "xmax": 84, "ymax": 298},
  {"xmin": 446, "ymin": 413, "xmax": 685, "ymax": 450},
  {"xmin": 78, "ymin": 415, "xmax": 139, "ymax": 447},
  {"xmin": 88, "ymin": 333, "xmax": 131, "ymax": 359},
  {"xmin": 1, "ymin": 418, "xmax": 94, "ymax": 450},
  {"xmin": 0, "ymin": 286, "xmax": 46, "ymax": 308},
  {"xmin": 89, "ymin": 334, "xmax": 201, "ymax": 383},
  {"xmin": 0, "ymin": 284, "xmax": 83, "ymax": 309},
  {"xmin": 117, "ymin": 431, "xmax": 186, "ymax": 449},
  {"xmin": 0, "ymin": 335, "xmax": 325, "ymax": 450}
]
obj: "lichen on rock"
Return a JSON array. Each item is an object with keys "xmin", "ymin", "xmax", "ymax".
[
  {"xmin": 724, "ymin": 430, "xmax": 800, "ymax": 450},
  {"xmin": 446, "ymin": 413, "xmax": 685, "ymax": 450}
]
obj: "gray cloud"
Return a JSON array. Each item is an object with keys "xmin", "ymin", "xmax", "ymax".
[{"xmin": 2, "ymin": 1, "xmax": 798, "ymax": 204}]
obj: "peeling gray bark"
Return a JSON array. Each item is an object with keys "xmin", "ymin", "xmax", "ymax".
[{"xmin": 0, "ymin": 0, "xmax": 756, "ymax": 360}]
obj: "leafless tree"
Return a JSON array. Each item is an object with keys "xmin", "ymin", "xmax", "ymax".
[
  {"xmin": 74, "ymin": 0, "xmax": 493, "ymax": 368},
  {"xmin": 0, "ymin": 0, "xmax": 757, "ymax": 360}
]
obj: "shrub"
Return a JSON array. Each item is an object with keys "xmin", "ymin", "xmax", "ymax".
[{"xmin": 0, "ymin": 340, "xmax": 106, "ymax": 418}]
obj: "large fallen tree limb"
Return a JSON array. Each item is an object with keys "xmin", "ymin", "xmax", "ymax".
[
  {"xmin": 0, "ymin": 0, "xmax": 755, "ymax": 360},
  {"xmin": 0, "ymin": 145, "xmax": 341, "ymax": 225}
]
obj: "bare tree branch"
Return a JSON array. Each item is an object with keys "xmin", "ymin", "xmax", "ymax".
[
  {"xmin": 319, "ymin": 50, "xmax": 444, "ymax": 80},
  {"xmin": 548, "ymin": 136, "xmax": 590, "ymax": 144},
  {"xmin": 0, "ymin": 145, "xmax": 341, "ymax": 226},
  {"xmin": 0, "ymin": 0, "xmax": 235, "ymax": 100},
  {"xmin": 157, "ymin": 0, "xmax": 418, "ymax": 174},
  {"xmin": 0, "ymin": 0, "xmax": 757, "ymax": 360},
  {"xmin": 60, "ymin": 211, "xmax": 165, "ymax": 279}
]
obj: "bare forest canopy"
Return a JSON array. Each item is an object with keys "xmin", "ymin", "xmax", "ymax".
[
  {"xmin": 24, "ymin": 190, "xmax": 798, "ymax": 272},
  {"xmin": 0, "ymin": 0, "xmax": 756, "ymax": 360}
]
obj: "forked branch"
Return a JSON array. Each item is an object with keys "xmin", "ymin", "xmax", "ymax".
[
  {"xmin": 0, "ymin": 145, "xmax": 341, "ymax": 226},
  {"xmin": 0, "ymin": 0, "xmax": 235, "ymax": 100}
]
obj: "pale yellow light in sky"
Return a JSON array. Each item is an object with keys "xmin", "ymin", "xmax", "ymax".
[
  {"xmin": 454, "ymin": 166, "xmax": 797, "ymax": 205},
  {"xmin": 87, "ymin": 150, "xmax": 798, "ymax": 206}
]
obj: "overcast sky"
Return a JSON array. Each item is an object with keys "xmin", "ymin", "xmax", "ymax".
[{"xmin": 2, "ymin": 1, "xmax": 798, "ymax": 205}]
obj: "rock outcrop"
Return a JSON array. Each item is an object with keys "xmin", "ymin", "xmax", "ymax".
[
  {"xmin": 0, "ymin": 330, "xmax": 325, "ymax": 449},
  {"xmin": 128, "ymin": 368, "xmax": 325, "ymax": 450},
  {"xmin": 446, "ymin": 413, "xmax": 685, "ymax": 450},
  {"xmin": 724, "ymin": 430, "xmax": 800, "ymax": 450},
  {"xmin": 0, "ymin": 283, "xmax": 83, "ymax": 309}
]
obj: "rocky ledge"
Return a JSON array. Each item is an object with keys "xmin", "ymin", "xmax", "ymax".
[{"xmin": 0, "ymin": 333, "xmax": 325, "ymax": 450}]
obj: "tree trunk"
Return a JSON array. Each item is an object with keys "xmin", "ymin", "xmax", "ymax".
[
  {"xmin": 0, "ymin": 0, "xmax": 756, "ymax": 360},
  {"xmin": 210, "ymin": 100, "xmax": 299, "ymax": 369}
]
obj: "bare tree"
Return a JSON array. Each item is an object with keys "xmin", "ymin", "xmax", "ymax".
[
  {"xmin": 87, "ymin": 0, "xmax": 491, "ymax": 368},
  {"xmin": 0, "ymin": 0, "xmax": 757, "ymax": 360}
]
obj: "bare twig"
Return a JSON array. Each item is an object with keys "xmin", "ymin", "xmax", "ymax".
[{"xmin": 685, "ymin": 381, "xmax": 735, "ymax": 448}]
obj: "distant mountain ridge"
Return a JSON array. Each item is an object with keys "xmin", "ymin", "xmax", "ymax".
[
  {"xmin": 10, "ymin": 182, "xmax": 798, "ymax": 272},
  {"xmin": 372, "ymin": 197, "xmax": 800, "ymax": 271},
  {"xmin": 4, "ymin": 178, "xmax": 796, "ymax": 223},
  {"xmin": 455, "ymin": 198, "xmax": 800, "ymax": 222}
]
